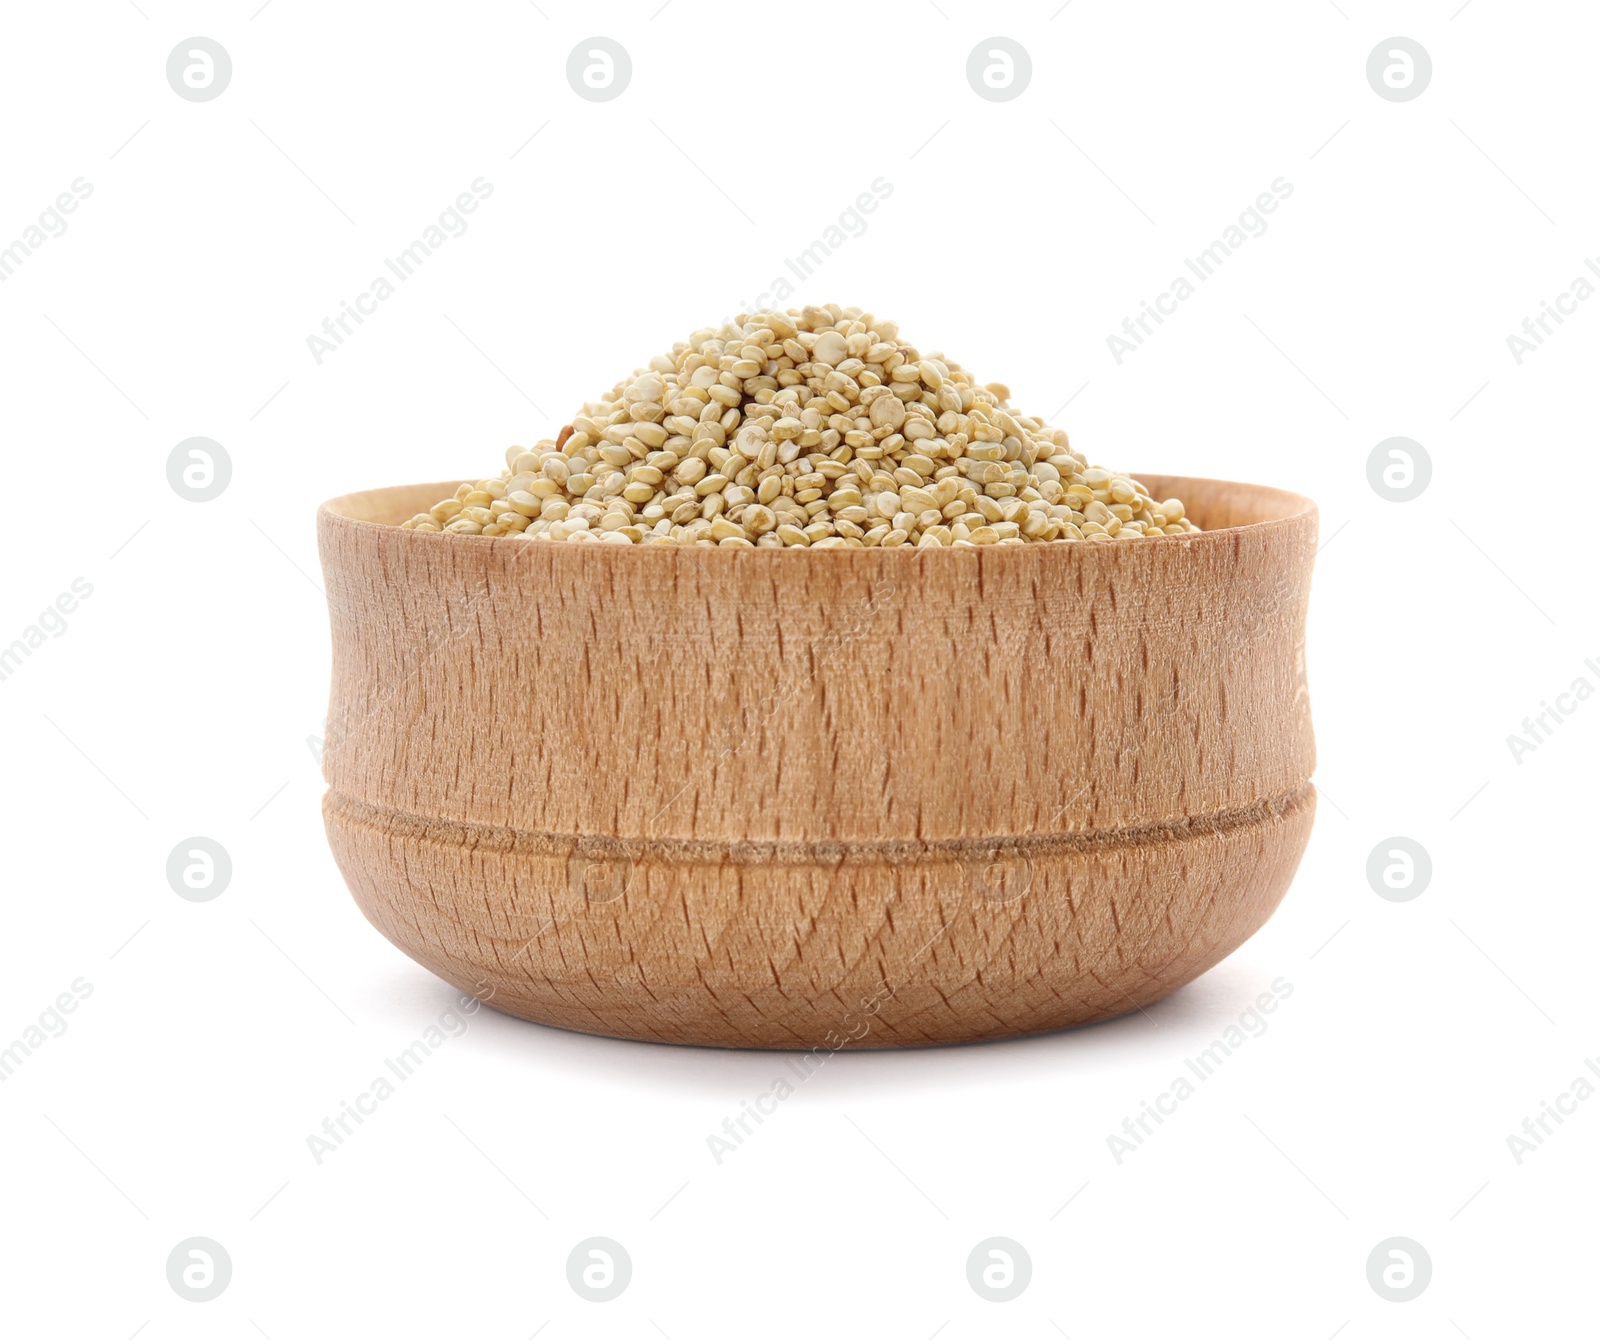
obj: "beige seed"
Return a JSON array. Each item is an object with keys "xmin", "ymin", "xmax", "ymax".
[
  {"xmin": 869, "ymin": 395, "xmax": 906, "ymax": 430},
  {"xmin": 507, "ymin": 490, "xmax": 542, "ymax": 517},
  {"xmin": 812, "ymin": 330, "xmax": 848, "ymax": 366}
]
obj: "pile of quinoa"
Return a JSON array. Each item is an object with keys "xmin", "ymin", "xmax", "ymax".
[{"xmin": 401, "ymin": 305, "xmax": 1198, "ymax": 547}]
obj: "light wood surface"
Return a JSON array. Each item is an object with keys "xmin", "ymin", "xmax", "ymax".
[{"xmin": 318, "ymin": 475, "xmax": 1318, "ymax": 1048}]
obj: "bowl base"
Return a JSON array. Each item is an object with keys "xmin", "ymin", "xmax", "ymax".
[{"xmin": 325, "ymin": 784, "xmax": 1315, "ymax": 1049}]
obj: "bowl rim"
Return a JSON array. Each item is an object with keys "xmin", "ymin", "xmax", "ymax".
[{"xmin": 318, "ymin": 473, "xmax": 1318, "ymax": 551}]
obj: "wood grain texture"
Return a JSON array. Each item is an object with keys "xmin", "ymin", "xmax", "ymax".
[{"xmin": 318, "ymin": 475, "xmax": 1318, "ymax": 1048}]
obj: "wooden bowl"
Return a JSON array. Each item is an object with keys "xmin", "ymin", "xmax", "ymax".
[{"xmin": 318, "ymin": 476, "xmax": 1317, "ymax": 1048}]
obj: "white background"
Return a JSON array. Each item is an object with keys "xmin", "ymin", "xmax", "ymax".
[{"xmin": 2, "ymin": 2, "xmax": 1596, "ymax": 1336}]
